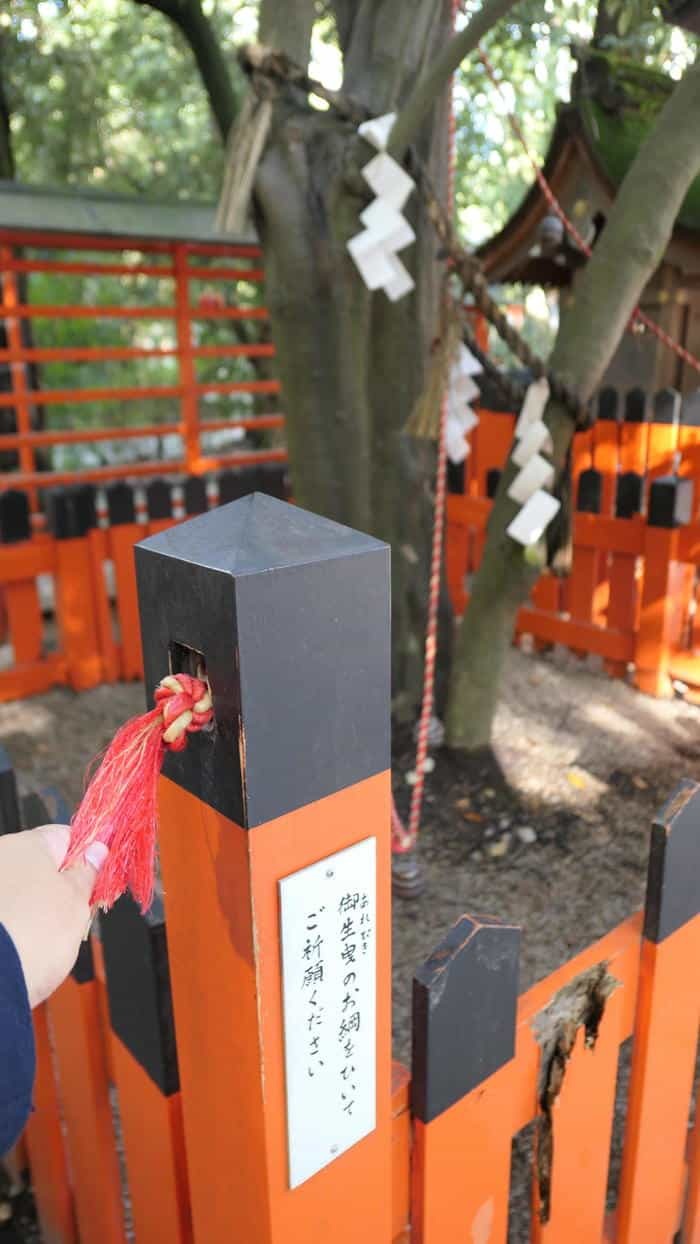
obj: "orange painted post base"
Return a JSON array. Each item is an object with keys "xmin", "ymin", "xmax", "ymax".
[
  {"xmin": 25, "ymin": 1007, "xmax": 78, "ymax": 1244},
  {"xmin": 411, "ymin": 915, "xmax": 520, "ymax": 1244},
  {"xmin": 110, "ymin": 1038, "xmax": 191, "ymax": 1244},
  {"xmin": 135, "ymin": 494, "xmax": 393, "ymax": 1243},
  {"xmin": 100, "ymin": 891, "xmax": 192, "ymax": 1244},
  {"xmin": 617, "ymin": 783, "xmax": 700, "ymax": 1243},
  {"xmin": 47, "ymin": 966, "xmax": 125, "ymax": 1244}
]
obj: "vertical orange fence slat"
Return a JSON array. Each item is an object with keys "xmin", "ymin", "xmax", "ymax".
[
  {"xmin": 593, "ymin": 389, "xmax": 621, "ymax": 519},
  {"xmin": 90, "ymin": 935, "xmax": 115, "ymax": 1086},
  {"xmin": 567, "ymin": 536, "xmax": 599, "ymax": 648},
  {"xmin": 531, "ymin": 984, "xmax": 623, "ymax": 1242},
  {"xmin": 646, "ymin": 387, "xmax": 681, "ymax": 486},
  {"xmin": 4, "ymin": 580, "xmax": 43, "ymax": 665},
  {"xmin": 607, "ymin": 389, "xmax": 649, "ymax": 677},
  {"xmin": 101, "ymin": 894, "xmax": 192, "ymax": 1244},
  {"xmin": 564, "ymin": 421, "xmax": 597, "ymax": 650},
  {"xmin": 411, "ymin": 914, "xmax": 520, "ymax": 1244},
  {"xmin": 135, "ymin": 494, "xmax": 393, "ymax": 1244},
  {"xmin": 0, "ymin": 246, "xmax": 37, "ymax": 509},
  {"xmin": 174, "ymin": 244, "xmax": 200, "ymax": 473},
  {"xmin": 104, "ymin": 482, "xmax": 144, "ymax": 681},
  {"xmin": 635, "ymin": 477, "xmax": 692, "ymax": 696},
  {"xmin": 47, "ymin": 947, "xmax": 126, "ymax": 1244},
  {"xmin": 49, "ymin": 489, "xmax": 104, "ymax": 691},
  {"xmin": 617, "ymin": 780, "xmax": 700, "ymax": 1244},
  {"xmin": 592, "ymin": 388, "xmax": 621, "ymax": 629},
  {"xmin": 472, "ymin": 410, "xmax": 515, "ymax": 500},
  {"xmin": 25, "ymin": 1006, "xmax": 78, "ymax": 1244}
]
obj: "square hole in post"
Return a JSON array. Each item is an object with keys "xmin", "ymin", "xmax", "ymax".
[{"xmin": 169, "ymin": 641, "xmax": 207, "ymax": 681}]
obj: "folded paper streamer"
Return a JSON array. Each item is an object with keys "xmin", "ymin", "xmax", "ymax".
[
  {"xmin": 507, "ymin": 452, "xmax": 555, "ymax": 505},
  {"xmin": 61, "ymin": 673, "xmax": 214, "ymax": 912},
  {"xmin": 446, "ymin": 342, "xmax": 482, "ymax": 465},
  {"xmin": 506, "ymin": 378, "xmax": 560, "ymax": 547},
  {"xmin": 347, "ymin": 113, "xmax": 417, "ymax": 301},
  {"xmin": 507, "ymin": 490, "xmax": 560, "ymax": 547}
]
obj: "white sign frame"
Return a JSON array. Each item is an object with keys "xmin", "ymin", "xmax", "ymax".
[{"xmin": 279, "ymin": 837, "xmax": 377, "ymax": 1188}]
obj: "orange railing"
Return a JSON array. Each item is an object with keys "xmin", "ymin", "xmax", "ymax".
[
  {"xmin": 0, "ymin": 229, "xmax": 287, "ymax": 504},
  {"xmin": 446, "ymin": 387, "xmax": 700, "ymax": 698}
]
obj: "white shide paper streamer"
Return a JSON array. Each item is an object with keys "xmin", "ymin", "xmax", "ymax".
[
  {"xmin": 507, "ymin": 378, "xmax": 560, "ymax": 547},
  {"xmin": 347, "ymin": 113, "xmax": 416, "ymax": 301},
  {"xmin": 446, "ymin": 342, "xmax": 482, "ymax": 465}
]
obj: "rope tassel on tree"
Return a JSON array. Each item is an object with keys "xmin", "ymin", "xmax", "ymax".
[{"xmin": 61, "ymin": 673, "xmax": 213, "ymax": 913}]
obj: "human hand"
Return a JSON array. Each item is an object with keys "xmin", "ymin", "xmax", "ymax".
[{"xmin": 0, "ymin": 826, "xmax": 107, "ymax": 1008}]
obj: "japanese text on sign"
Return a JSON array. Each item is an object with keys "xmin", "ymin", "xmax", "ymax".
[{"xmin": 279, "ymin": 837, "xmax": 377, "ymax": 1188}]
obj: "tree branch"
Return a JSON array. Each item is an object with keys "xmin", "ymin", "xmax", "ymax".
[
  {"xmin": 388, "ymin": 0, "xmax": 521, "ymax": 158},
  {"xmin": 549, "ymin": 52, "xmax": 700, "ymax": 414},
  {"xmin": 132, "ymin": 0, "xmax": 238, "ymax": 140},
  {"xmin": 0, "ymin": 37, "xmax": 15, "ymax": 181},
  {"xmin": 328, "ymin": 0, "xmax": 356, "ymax": 53}
]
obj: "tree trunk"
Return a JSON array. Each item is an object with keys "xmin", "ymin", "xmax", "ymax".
[
  {"xmin": 446, "ymin": 54, "xmax": 700, "ymax": 749},
  {"xmin": 254, "ymin": 0, "xmax": 453, "ymax": 716}
]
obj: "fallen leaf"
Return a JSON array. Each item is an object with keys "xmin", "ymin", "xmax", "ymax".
[
  {"xmin": 566, "ymin": 770, "xmax": 586, "ymax": 790},
  {"xmin": 463, "ymin": 811, "xmax": 484, "ymax": 823},
  {"xmin": 632, "ymin": 775, "xmax": 648, "ymax": 790}
]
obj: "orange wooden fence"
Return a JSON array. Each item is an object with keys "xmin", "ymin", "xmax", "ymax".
[
  {"xmin": 3, "ymin": 227, "xmax": 700, "ymax": 706},
  {"xmin": 0, "ymin": 467, "xmax": 287, "ymax": 701},
  {"xmin": 0, "ymin": 229, "xmax": 285, "ymax": 502},
  {"xmin": 0, "ymin": 225, "xmax": 289, "ymax": 700},
  {"xmin": 0, "ymin": 496, "xmax": 698, "ymax": 1244},
  {"xmin": 447, "ymin": 385, "xmax": 700, "ymax": 698}
]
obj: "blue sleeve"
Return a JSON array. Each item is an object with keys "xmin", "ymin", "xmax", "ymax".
[{"xmin": 0, "ymin": 923, "xmax": 35, "ymax": 1155}]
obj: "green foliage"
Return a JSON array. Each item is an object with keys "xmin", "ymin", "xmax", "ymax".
[
  {"xmin": 0, "ymin": 0, "xmax": 697, "ymax": 455},
  {"xmin": 454, "ymin": 0, "xmax": 696, "ymax": 243},
  {"xmin": 2, "ymin": 0, "xmax": 256, "ymax": 198}
]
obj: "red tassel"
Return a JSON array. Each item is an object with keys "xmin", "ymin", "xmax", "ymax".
[{"xmin": 61, "ymin": 673, "xmax": 214, "ymax": 912}]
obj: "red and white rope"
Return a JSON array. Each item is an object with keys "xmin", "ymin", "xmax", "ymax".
[
  {"xmin": 477, "ymin": 47, "xmax": 700, "ymax": 378},
  {"xmin": 392, "ymin": 3, "xmax": 459, "ymax": 856}
]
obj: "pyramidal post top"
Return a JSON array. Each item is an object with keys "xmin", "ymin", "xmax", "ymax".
[
  {"xmin": 134, "ymin": 493, "xmax": 391, "ymax": 828},
  {"xmin": 137, "ymin": 492, "xmax": 387, "ymax": 577}
]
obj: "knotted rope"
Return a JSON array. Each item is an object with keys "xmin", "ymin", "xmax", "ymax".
[{"xmin": 61, "ymin": 673, "xmax": 213, "ymax": 912}]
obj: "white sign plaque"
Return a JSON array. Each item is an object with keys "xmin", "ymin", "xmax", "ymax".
[{"xmin": 279, "ymin": 836, "xmax": 377, "ymax": 1188}]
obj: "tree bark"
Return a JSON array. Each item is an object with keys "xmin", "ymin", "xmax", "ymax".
[
  {"xmin": 258, "ymin": 0, "xmax": 315, "ymax": 67},
  {"xmin": 446, "ymin": 54, "xmax": 700, "ymax": 749},
  {"xmin": 134, "ymin": 0, "xmax": 534, "ymax": 715},
  {"xmin": 254, "ymin": 0, "xmax": 453, "ymax": 714}
]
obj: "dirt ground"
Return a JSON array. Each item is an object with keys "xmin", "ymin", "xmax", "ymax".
[{"xmin": 1, "ymin": 644, "xmax": 699, "ymax": 1241}]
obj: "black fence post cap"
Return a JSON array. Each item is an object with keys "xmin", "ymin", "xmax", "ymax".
[
  {"xmin": 412, "ymin": 913, "xmax": 520, "ymax": 1123},
  {"xmin": 644, "ymin": 780, "xmax": 700, "ymax": 942},
  {"xmin": 135, "ymin": 493, "xmax": 390, "ymax": 828}
]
